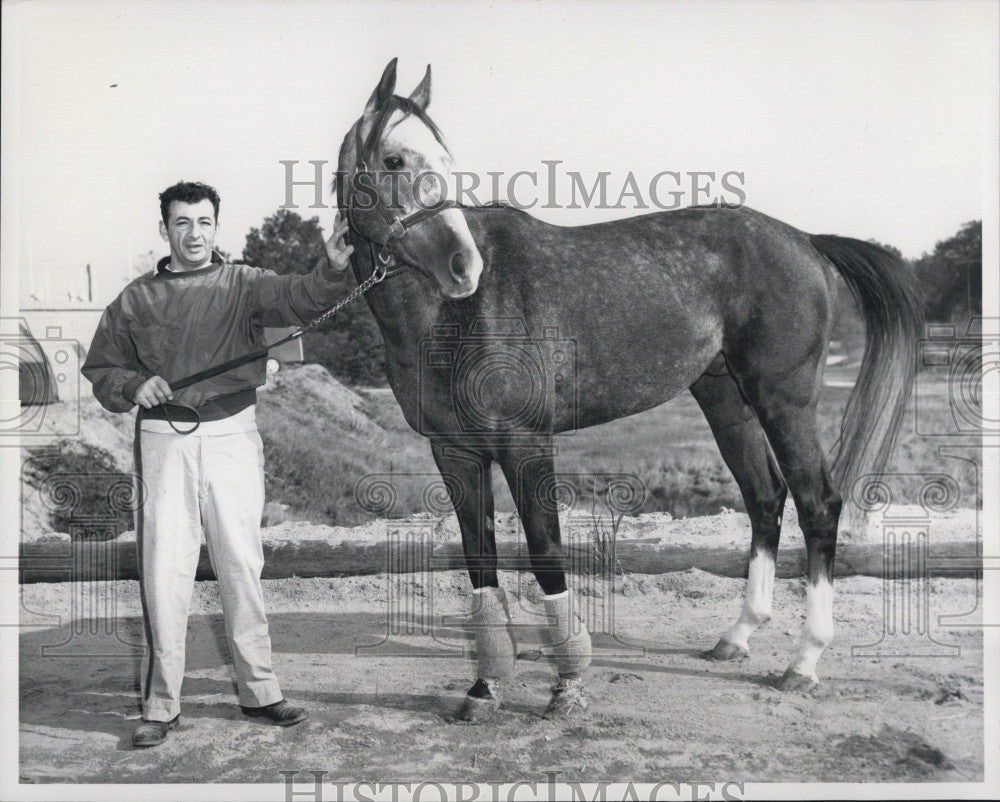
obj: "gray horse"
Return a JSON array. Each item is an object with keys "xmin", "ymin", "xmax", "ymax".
[{"xmin": 336, "ymin": 60, "xmax": 921, "ymax": 719}]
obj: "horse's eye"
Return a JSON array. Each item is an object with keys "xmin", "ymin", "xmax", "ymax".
[{"xmin": 383, "ymin": 155, "xmax": 404, "ymax": 171}]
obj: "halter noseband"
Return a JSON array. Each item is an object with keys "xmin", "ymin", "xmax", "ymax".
[{"xmin": 347, "ymin": 96, "xmax": 461, "ymax": 281}]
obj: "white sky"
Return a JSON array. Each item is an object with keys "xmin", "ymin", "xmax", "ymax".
[{"xmin": 2, "ymin": 0, "xmax": 997, "ymax": 306}]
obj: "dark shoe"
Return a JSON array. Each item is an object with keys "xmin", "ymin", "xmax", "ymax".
[
  {"xmin": 132, "ymin": 715, "xmax": 179, "ymax": 748},
  {"xmin": 240, "ymin": 699, "xmax": 308, "ymax": 726}
]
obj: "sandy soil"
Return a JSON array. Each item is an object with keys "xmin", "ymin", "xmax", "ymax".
[
  {"xmin": 17, "ymin": 387, "xmax": 986, "ymax": 784},
  {"xmin": 19, "ymin": 566, "xmax": 984, "ymax": 784}
]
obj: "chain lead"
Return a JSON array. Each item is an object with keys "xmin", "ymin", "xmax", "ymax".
[{"xmin": 299, "ymin": 267, "xmax": 386, "ymax": 334}]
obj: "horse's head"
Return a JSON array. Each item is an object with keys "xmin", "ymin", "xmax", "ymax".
[{"xmin": 338, "ymin": 59, "xmax": 483, "ymax": 300}]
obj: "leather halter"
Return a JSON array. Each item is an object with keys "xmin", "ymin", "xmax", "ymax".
[{"xmin": 347, "ymin": 96, "xmax": 461, "ymax": 281}]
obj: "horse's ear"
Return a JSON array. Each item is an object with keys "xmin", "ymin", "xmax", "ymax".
[
  {"xmin": 364, "ymin": 58, "xmax": 398, "ymax": 117},
  {"xmin": 408, "ymin": 64, "xmax": 431, "ymax": 111}
]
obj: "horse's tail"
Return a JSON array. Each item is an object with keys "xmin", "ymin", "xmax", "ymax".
[{"xmin": 809, "ymin": 234, "xmax": 923, "ymax": 504}]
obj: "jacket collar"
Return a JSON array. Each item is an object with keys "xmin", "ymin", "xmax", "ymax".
[{"xmin": 156, "ymin": 251, "xmax": 225, "ymax": 276}]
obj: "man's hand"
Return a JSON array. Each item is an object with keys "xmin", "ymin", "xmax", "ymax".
[
  {"xmin": 133, "ymin": 376, "xmax": 173, "ymax": 409},
  {"xmin": 323, "ymin": 212, "xmax": 354, "ymax": 272}
]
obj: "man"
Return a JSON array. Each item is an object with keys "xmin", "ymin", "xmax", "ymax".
[{"xmin": 83, "ymin": 181, "xmax": 354, "ymax": 748}]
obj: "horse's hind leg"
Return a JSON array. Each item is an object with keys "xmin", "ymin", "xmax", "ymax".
[
  {"xmin": 740, "ymin": 371, "xmax": 842, "ymax": 691},
  {"xmin": 690, "ymin": 356, "xmax": 788, "ymax": 661},
  {"xmin": 430, "ymin": 441, "xmax": 516, "ymax": 721}
]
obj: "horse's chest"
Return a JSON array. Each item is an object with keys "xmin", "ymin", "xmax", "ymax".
[{"xmin": 392, "ymin": 333, "xmax": 572, "ymax": 438}]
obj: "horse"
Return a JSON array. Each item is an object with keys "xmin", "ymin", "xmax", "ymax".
[{"xmin": 334, "ymin": 59, "xmax": 921, "ymax": 719}]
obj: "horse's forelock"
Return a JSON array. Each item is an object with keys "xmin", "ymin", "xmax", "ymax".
[
  {"xmin": 335, "ymin": 95, "xmax": 452, "ymax": 210},
  {"xmin": 380, "ymin": 96, "xmax": 451, "ymax": 157}
]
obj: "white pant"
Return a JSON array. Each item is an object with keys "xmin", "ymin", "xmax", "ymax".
[{"xmin": 137, "ymin": 413, "xmax": 282, "ymax": 721}]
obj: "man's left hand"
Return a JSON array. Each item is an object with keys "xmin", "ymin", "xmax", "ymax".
[{"xmin": 324, "ymin": 213, "xmax": 354, "ymax": 272}]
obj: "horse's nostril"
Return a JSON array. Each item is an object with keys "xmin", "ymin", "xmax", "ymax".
[{"xmin": 450, "ymin": 251, "xmax": 468, "ymax": 282}]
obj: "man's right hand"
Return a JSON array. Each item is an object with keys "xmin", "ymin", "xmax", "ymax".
[{"xmin": 133, "ymin": 376, "xmax": 173, "ymax": 409}]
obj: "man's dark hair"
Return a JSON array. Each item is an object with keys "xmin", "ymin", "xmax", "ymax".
[{"xmin": 159, "ymin": 181, "xmax": 221, "ymax": 224}]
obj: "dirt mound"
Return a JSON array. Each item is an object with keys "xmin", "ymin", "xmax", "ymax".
[
  {"xmin": 19, "ymin": 364, "xmax": 386, "ymax": 540},
  {"xmin": 257, "ymin": 363, "xmax": 386, "ymax": 443},
  {"xmin": 20, "ymin": 396, "xmax": 137, "ymax": 541},
  {"xmin": 28, "ymin": 395, "xmax": 136, "ymax": 470}
]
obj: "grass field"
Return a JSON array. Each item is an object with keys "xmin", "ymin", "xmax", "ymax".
[{"xmin": 258, "ymin": 367, "xmax": 981, "ymax": 527}]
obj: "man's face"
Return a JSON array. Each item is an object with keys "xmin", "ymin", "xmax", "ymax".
[{"xmin": 159, "ymin": 199, "xmax": 218, "ymax": 269}]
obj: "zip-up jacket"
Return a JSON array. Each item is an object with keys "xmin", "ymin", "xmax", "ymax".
[{"xmin": 82, "ymin": 253, "xmax": 349, "ymax": 416}]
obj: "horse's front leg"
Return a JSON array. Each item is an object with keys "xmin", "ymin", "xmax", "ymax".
[
  {"xmin": 497, "ymin": 440, "xmax": 592, "ymax": 718},
  {"xmin": 430, "ymin": 440, "xmax": 516, "ymax": 721}
]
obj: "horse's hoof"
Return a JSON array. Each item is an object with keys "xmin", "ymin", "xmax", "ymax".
[
  {"xmin": 777, "ymin": 668, "xmax": 819, "ymax": 693},
  {"xmin": 454, "ymin": 679, "xmax": 501, "ymax": 722},
  {"xmin": 542, "ymin": 677, "xmax": 589, "ymax": 719},
  {"xmin": 455, "ymin": 695, "xmax": 500, "ymax": 722},
  {"xmin": 700, "ymin": 639, "xmax": 748, "ymax": 662}
]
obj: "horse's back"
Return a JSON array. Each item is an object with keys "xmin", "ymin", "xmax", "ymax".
[
  {"xmin": 467, "ymin": 203, "xmax": 835, "ymax": 344},
  {"xmin": 458, "ymin": 205, "xmax": 833, "ymax": 431}
]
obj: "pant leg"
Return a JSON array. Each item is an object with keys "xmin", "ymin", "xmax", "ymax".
[
  {"xmin": 137, "ymin": 430, "xmax": 203, "ymax": 722},
  {"xmin": 200, "ymin": 429, "xmax": 282, "ymax": 707}
]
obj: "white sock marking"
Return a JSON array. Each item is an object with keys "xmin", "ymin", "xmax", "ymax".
[
  {"xmin": 786, "ymin": 577, "xmax": 834, "ymax": 682},
  {"xmin": 723, "ymin": 552, "xmax": 776, "ymax": 650}
]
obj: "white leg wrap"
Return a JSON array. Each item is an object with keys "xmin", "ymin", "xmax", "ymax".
[
  {"xmin": 786, "ymin": 578, "xmax": 834, "ymax": 682},
  {"xmin": 471, "ymin": 587, "xmax": 517, "ymax": 680},
  {"xmin": 723, "ymin": 552, "xmax": 776, "ymax": 650},
  {"xmin": 541, "ymin": 589, "xmax": 592, "ymax": 678}
]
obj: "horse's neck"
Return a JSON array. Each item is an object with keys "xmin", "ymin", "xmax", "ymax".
[
  {"xmin": 349, "ymin": 228, "xmax": 436, "ymax": 348},
  {"xmin": 349, "ymin": 206, "xmax": 540, "ymax": 344}
]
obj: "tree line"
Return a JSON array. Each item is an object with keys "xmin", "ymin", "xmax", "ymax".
[{"xmin": 830, "ymin": 220, "xmax": 982, "ymax": 360}]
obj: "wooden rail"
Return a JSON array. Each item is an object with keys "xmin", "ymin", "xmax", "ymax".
[{"xmin": 18, "ymin": 538, "xmax": 980, "ymax": 583}]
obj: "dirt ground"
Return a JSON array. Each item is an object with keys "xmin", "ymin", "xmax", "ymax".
[{"xmin": 19, "ymin": 549, "xmax": 984, "ymax": 784}]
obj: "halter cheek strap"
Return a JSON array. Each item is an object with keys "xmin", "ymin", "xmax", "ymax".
[{"xmin": 348, "ymin": 96, "xmax": 461, "ymax": 280}]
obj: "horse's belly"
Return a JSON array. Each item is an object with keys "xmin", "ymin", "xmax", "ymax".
[{"xmin": 552, "ymin": 314, "xmax": 723, "ymax": 432}]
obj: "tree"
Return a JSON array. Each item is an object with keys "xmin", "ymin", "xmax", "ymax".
[
  {"xmin": 242, "ymin": 209, "xmax": 387, "ymax": 385},
  {"xmin": 831, "ymin": 222, "xmax": 983, "ymax": 357},
  {"xmin": 243, "ymin": 209, "xmax": 325, "ymax": 276},
  {"xmin": 913, "ymin": 221, "xmax": 981, "ymax": 322}
]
